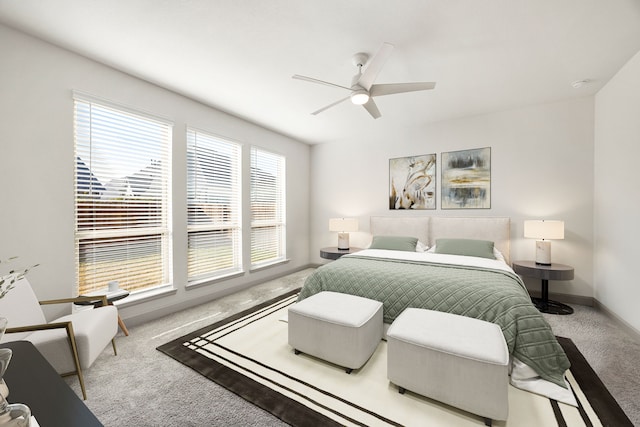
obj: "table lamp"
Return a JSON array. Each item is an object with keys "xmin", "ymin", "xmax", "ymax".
[
  {"xmin": 524, "ymin": 220, "xmax": 564, "ymax": 265},
  {"xmin": 329, "ymin": 218, "xmax": 359, "ymax": 250}
]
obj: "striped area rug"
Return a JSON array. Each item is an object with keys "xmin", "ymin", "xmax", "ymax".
[{"xmin": 158, "ymin": 289, "xmax": 632, "ymax": 427}]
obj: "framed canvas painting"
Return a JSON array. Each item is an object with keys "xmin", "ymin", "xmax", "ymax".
[
  {"xmin": 441, "ymin": 147, "xmax": 491, "ymax": 209},
  {"xmin": 389, "ymin": 154, "xmax": 436, "ymax": 210}
]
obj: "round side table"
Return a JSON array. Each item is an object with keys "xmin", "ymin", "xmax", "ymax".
[
  {"xmin": 75, "ymin": 290, "xmax": 131, "ymax": 335},
  {"xmin": 512, "ymin": 260, "xmax": 574, "ymax": 315},
  {"xmin": 320, "ymin": 247, "xmax": 362, "ymax": 260}
]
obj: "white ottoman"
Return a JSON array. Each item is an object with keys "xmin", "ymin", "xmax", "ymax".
[
  {"xmin": 288, "ymin": 291, "xmax": 383, "ymax": 373},
  {"xmin": 387, "ymin": 308, "xmax": 509, "ymax": 426}
]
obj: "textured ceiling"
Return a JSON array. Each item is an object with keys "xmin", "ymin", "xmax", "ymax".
[{"xmin": 1, "ymin": 0, "xmax": 639, "ymax": 144}]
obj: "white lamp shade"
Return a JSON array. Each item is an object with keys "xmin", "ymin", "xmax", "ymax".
[
  {"xmin": 524, "ymin": 220, "xmax": 564, "ymax": 240},
  {"xmin": 524, "ymin": 220, "xmax": 564, "ymax": 265},
  {"xmin": 329, "ymin": 218, "xmax": 359, "ymax": 232},
  {"xmin": 329, "ymin": 218, "xmax": 358, "ymax": 250}
]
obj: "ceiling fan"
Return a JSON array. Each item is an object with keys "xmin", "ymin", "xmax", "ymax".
[{"xmin": 293, "ymin": 42, "xmax": 436, "ymax": 119}]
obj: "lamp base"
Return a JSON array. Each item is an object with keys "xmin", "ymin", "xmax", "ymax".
[
  {"xmin": 535, "ymin": 240, "xmax": 551, "ymax": 265},
  {"xmin": 337, "ymin": 232, "xmax": 350, "ymax": 250}
]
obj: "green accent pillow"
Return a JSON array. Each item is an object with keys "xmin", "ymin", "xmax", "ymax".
[
  {"xmin": 434, "ymin": 238, "xmax": 496, "ymax": 259},
  {"xmin": 369, "ymin": 235, "xmax": 419, "ymax": 252}
]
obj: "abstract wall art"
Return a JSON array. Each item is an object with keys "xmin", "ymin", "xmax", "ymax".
[
  {"xmin": 389, "ymin": 154, "xmax": 436, "ymax": 210},
  {"xmin": 441, "ymin": 147, "xmax": 491, "ymax": 209}
]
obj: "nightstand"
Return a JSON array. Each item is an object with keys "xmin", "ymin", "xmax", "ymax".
[
  {"xmin": 75, "ymin": 289, "xmax": 130, "ymax": 336},
  {"xmin": 512, "ymin": 260, "xmax": 574, "ymax": 315},
  {"xmin": 320, "ymin": 247, "xmax": 362, "ymax": 260}
]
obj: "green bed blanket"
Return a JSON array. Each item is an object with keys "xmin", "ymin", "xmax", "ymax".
[{"xmin": 298, "ymin": 254, "xmax": 570, "ymax": 388}]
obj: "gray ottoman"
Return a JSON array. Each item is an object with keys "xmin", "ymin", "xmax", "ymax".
[
  {"xmin": 387, "ymin": 308, "xmax": 509, "ymax": 426},
  {"xmin": 288, "ymin": 291, "xmax": 383, "ymax": 373}
]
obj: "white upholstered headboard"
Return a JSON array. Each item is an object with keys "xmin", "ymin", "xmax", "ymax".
[{"xmin": 370, "ymin": 216, "xmax": 511, "ymax": 265}]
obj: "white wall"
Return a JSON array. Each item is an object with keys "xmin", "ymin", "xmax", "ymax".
[
  {"xmin": 594, "ymin": 50, "xmax": 640, "ymax": 332},
  {"xmin": 311, "ymin": 98, "xmax": 595, "ymax": 298},
  {"xmin": 0, "ymin": 25, "xmax": 310, "ymax": 324}
]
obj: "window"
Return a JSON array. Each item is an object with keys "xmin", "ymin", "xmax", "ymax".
[
  {"xmin": 74, "ymin": 94, "xmax": 172, "ymax": 295},
  {"xmin": 250, "ymin": 147, "xmax": 286, "ymax": 268},
  {"xmin": 187, "ymin": 129, "xmax": 242, "ymax": 283}
]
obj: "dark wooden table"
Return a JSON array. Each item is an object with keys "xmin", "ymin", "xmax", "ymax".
[
  {"xmin": 512, "ymin": 260, "xmax": 575, "ymax": 315},
  {"xmin": 320, "ymin": 247, "xmax": 362, "ymax": 260},
  {"xmin": 1, "ymin": 341, "xmax": 103, "ymax": 427},
  {"xmin": 76, "ymin": 290, "xmax": 130, "ymax": 336}
]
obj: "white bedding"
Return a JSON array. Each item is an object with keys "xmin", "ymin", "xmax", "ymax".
[{"xmin": 351, "ymin": 248, "xmax": 515, "ymax": 274}]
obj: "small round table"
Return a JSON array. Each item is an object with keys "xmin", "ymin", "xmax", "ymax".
[
  {"xmin": 320, "ymin": 247, "xmax": 362, "ymax": 260},
  {"xmin": 75, "ymin": 290, "xmax": 130, "ymax": 335},
  {"xmin": 512, "ymin": 260, "xmax": 574, "ymax": 315}
]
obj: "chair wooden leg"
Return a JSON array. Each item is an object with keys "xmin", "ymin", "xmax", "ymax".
[
  {"xmin": 65, "ymin": 322, "xmax": 87, "ymax": 400},
  {"xmin": 112, "ymin": 338, "xmax": 117, "ymax": 356},
  {"xmin": 117, "ymin": 315, "xmax": 129, "ymax": 336}
]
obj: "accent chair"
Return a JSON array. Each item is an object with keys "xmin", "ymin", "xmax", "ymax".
[{"xmin": 0, "ymin": 278, "xmax": 118, "ymax": 399}]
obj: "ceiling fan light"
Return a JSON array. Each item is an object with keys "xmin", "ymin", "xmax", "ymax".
[{"xmin": 351, "ymin": 90, "xmax": 369, "ymax": 105}]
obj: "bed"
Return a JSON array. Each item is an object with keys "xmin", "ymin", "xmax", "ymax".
[{"xmin": 299, "ymin": 216, "xmax": 575, "ymax": 404}]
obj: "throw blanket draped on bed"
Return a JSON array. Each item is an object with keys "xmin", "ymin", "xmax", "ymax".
[{"xmin": 299, "ymin": 254, "xmax": 570, "ymax": 388}]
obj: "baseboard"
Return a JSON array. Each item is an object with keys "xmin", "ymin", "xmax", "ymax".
[
  {"xmin": 526, "ymin": 288, "xmax": 595, "ymax": 307},
  {"xmin": 526, "ymin": 288, "xmax": 640, "ymax": 342},
  {"xmin": 124, "ymin": 265, "xmax": 640, "ymax": 345},
  {"xmin": 123, "ymin": 264, "xmax": 317, "ymax": 328},
  {"xmin": 593, "ymin": 298, "xmax": 640, "ymax": 343}
]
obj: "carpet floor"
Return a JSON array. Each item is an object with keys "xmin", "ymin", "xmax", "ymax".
[
  {"xmin": 61, "ymin": 268, "xmax": 640, "ymax": 426},
  {"xmin": 158, "ymin": 289, "xmax": 631, "ymax": 427}
]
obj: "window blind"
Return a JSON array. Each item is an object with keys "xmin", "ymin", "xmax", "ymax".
[
  {"xmin": 250, "ymin": 147, "xmax": 286, "ymax": 268},
  {"xmin": 74, "ymin": 96, "xmax": 172, "ymax": 295},
  {"xmin": 187, "ymin": 129, "xmax": 242, "ymax": 283}
]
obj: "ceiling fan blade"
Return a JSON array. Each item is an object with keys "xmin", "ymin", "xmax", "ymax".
[
  {"xmin": 292, "ymin": 74, "xmax": 352, "ymax": 91},
  {"xmin": 362, "ymin": 98, "xmax": 381, "ymax": 119},
  {"xmin": 370, "ymin": 82, "xmax": 436, "ymax": 97},
  {"xmin": 311, "ymin": 96, "xmax": 351, "ymax": 115},
  {"xmin": 357, "ymin": 42, "xmax": 394, "ymax": 90}
]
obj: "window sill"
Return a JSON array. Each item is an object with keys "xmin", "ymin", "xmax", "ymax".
[
  {"xmin": 249, "ymin": 258, "xmax": 290, "ymax": 273},
  {"xmin": 186, "ymin": 270, "xmax": 245, "ymax": 290},
  {"xmin": 114, "ymin": 284, "xmax": 177, "ymax": 308}
]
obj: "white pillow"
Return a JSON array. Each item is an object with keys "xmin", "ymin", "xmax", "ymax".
[
  {"xmin": 416, "ymin": 241, "xmax": 428, "ymax": 252},
  {"xmin": 493, "ymin": 247, "xmax": 506, "ymax": 262}
]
